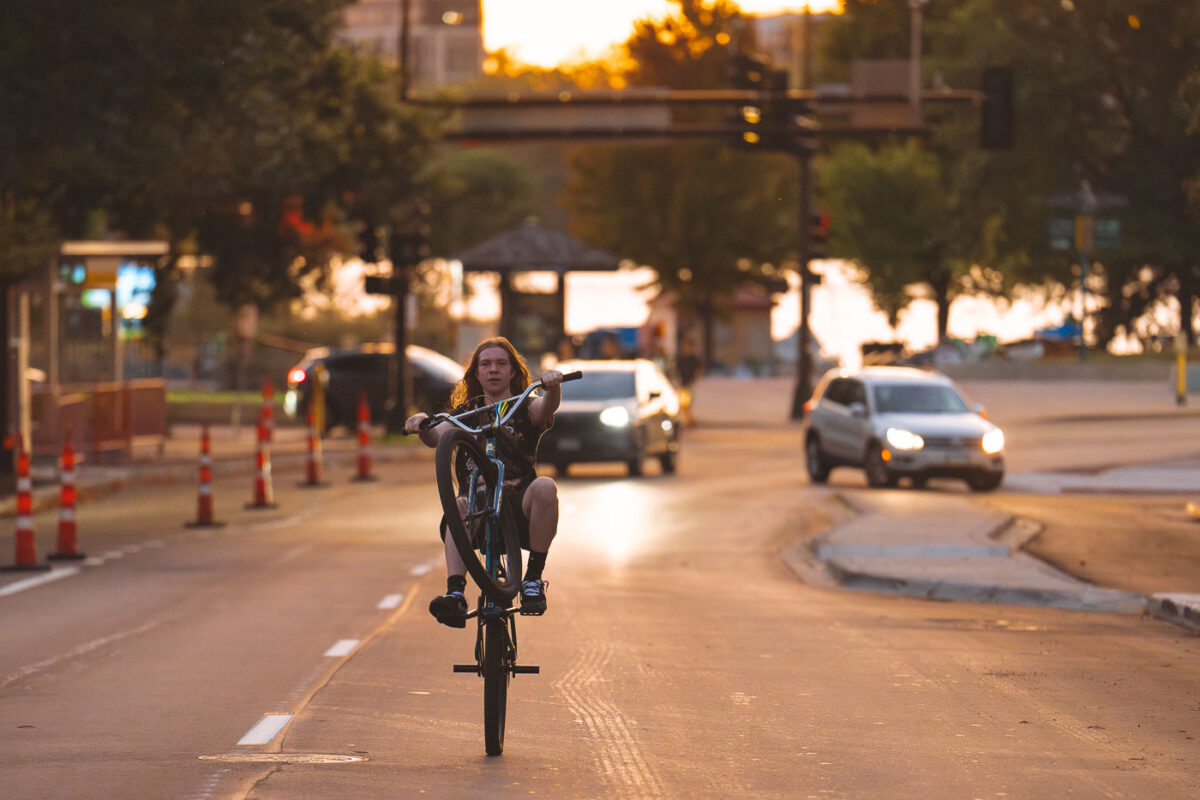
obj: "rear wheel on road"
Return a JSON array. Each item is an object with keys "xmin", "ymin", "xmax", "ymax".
[
  {"xmin": 482, "ymin": 616, "xmax": 509, "ymax": 756},
  {"xmin": 864, "ymin": 443, "xmax": 897, "ymax": 488}
]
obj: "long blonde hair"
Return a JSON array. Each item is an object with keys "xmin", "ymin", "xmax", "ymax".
[{"xmin": 449, "ymin": 337, "xmax": 533, "ymax": 408}]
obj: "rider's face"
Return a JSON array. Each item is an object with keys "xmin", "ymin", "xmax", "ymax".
[{"xmin": 476, "ymin": 346, "xmax": 514, "ymax": 397}]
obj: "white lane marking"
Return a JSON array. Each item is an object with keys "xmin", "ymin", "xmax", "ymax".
[
  {"xmin": 83, "ymin": 557, "xmax": 106, "ymax": 567},
  {"xmin": 324, "ymin": 639, "xmax": 360, "ymax": 658},
  {"xmin": 377, "ymin": 594, "xmax": 403, "ymax": 609},
  {"xmin": 270, "ymin": 544, "xmax": 313, "ymax": 568},
  {"xmin": 1, "ymin": 618, "xmax": 164, "ymax": 692},
  {"xmin": 237, "ymin": 714, "xmax": 293, "ymax": 746},
  {"xmin": 0, "ymin": 568, "xmax": 79, "ymax": 597},
  {"xmin": 104, "ymin": 550, "xmax": 125, "ymax": 559},
  {"xmin": 122, "ymin": 544, "xmax": 142, "ymax": 554},
  {"xmin": 145, "ymin": 539, "xmax": 167, "ymax": 548},
  {"xmin": 410, "ymin": 563, "xmax": 433, "ymax": 576}
]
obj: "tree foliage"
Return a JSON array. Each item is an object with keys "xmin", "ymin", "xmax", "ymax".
[
  {"xmin": 819, "ymin": 0, "xmax": 1200, "ymax": 348},
  {"xmin": 564, "ymin": 0, "xmax": 796, "ymax": 365}
]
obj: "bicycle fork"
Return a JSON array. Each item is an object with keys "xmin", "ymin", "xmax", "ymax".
[{"xmin": 452, "ymin": 605, "xmax": 540, "ymax": 676}]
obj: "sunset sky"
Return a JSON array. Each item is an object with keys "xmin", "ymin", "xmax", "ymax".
[{"xmin": 481, "ymin": 1, "xmax": 842, "ymax": 68}]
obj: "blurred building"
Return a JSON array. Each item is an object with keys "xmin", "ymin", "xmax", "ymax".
[{"xmin": 338, "ymin": 0, "xmax": 484, "ymax": 89}]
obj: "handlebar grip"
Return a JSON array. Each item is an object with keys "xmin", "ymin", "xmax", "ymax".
[
  {"xmin": 418, "ymin": 415, "xmax": 442, "ymax": 431},
  {"xmin": 561, "ymin": 370, "xmax": 583, "ymax": 382}
]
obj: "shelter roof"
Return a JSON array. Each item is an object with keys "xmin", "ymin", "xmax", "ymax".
[{"xmin": 453, "ymin": 219, "xmax": 620, "ymax": 274}]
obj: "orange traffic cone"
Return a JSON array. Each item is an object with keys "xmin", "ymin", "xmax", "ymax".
[
  {"xmin": 260, "ymin": 378, "xmax": 275, "ymax": 443},
  {"xmin": 299, "ymin": 411, "xmax": 326, "ymax": 488},
  {"xmin": 185, "ymin": 424, "xmax": 226, "ymax": 528},
  {"xmin": 49, "ymin": 428, "xmax": 86, "ymax": 560},
  {"xmin": 245, "ymin": 420, "xmax": 277, "ymax": 509},
  {"xmin": 352, "ymin": 390, "xmax": 377, "ymax": 482},
  {"xmin": 4, "ymin": 437, "xmax": 50, "ymax": 572}
]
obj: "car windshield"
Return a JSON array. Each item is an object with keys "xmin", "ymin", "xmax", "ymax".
[
  {"xmin": 562, "ymin": 371, "xmax": 636, "ymax": 401},
  {"xmin": 872, "ymin": 383, "xmax": 971, "ymax": 414}
]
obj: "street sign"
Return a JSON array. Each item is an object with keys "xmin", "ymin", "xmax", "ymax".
[
  {"xmin": 1047, "ymin": 218, "xmax": 1074, "ymax": 251},
  {"xmin": 1093, "ymin": 218, "xmax": 1121, "ymax": 250}
]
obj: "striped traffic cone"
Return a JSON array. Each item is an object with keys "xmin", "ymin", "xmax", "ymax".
[
  {"xmin": 185, "ymin": 424, "xmax": 225, "ymax": 528},
  {"xmin": 299, "ymin": 411, "xmax": 326, "ymax": 488},
  {"xmin": 260, "ymin": 378, "xmax": 275, "ymax": 443},
  {"xmin": 352, "ymin": 390, "xmax": 377, "ymax": 482},
  {"xmin": 4, "ymin": 437, "xmax": 50, "ymax": 572},
  {"xmin": 49, "ymin": 428, "xmax": 86, "ymax": 560},
  {"xmin": 245, "ymin": 420, "xmax": 277, "ymax": 509}
]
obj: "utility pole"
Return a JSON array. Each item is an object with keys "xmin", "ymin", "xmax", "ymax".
[{"xmin": 789, "ymin": 7, "xmax": 817, "ymax": 420}]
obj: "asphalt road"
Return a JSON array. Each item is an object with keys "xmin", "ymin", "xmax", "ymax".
[{"xmin": 2, "ymin": 415, "xmax": 1198, "ymax": 799}]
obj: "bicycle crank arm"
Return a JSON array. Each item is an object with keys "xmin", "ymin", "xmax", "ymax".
[
  {"xmin": 453, "ymin": 664, "xmax": 481, "ymax": 674},
  {"xmin": 511, "ymin": 665, "xmax": 540, "ymax": 674}
]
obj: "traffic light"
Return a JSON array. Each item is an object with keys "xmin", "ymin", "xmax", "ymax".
[
  {"xmin": 981, "ymin": 66, "xmax": 1014, "ymax": 149},
  {"xmin": 808, "ymin": 212, "xmax": 830, "ymax": 258},
  {"xmin": 728, "ymin": 52, "xmax": 769, "ymax": 147}
]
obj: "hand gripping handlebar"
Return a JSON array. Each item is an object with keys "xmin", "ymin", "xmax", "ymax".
[{"xmin": 414, "ymin": 370, "xmax": 582, "ymax": 434}]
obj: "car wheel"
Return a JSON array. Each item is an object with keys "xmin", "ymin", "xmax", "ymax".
[
  {"xmin": 805, "ymin": 435, "xmax": 830, "ymax": 484},
  {"xmin": 910, "ymin": 476, "xmax": 928, "ymax": 490},
  {"xmin": 627, "ymin": 456, "xmax": 643, "ymax": 477},
  {"xmin": 967, "ymin": 472, "xmax": 1003, "ymax": 492},
  {"xmin": 659, "ymin": 448, "xmax": 677, "ymax": 475},
  {"xmin": 864, "ymin": 443, "xmax": 897, "ymax": 488},
  {"xmin": 554, "ymin": 462, "xmax": 570, "ymax": 477}
]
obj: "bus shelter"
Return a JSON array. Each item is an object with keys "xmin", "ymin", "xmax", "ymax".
[{"xmin": 452, "ymin": 220, "xmax": 621, "ymax": 364}]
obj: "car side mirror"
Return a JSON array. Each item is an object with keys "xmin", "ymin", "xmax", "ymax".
[
  {"xmin": 849, "ymin": 401, "xmax": 868, "ymax": 418},
  {"xmin": 975, "ymin": 404, "xmax": 988, "ymax": 419}
]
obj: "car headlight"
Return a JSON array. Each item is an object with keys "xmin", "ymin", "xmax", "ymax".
[
  {"xmin": 885, "ymin": 427, "xmax": 925, "ymax": 451},
  {"xmin": 599, "ymin": 406, "xmax": 631, "ymax": 428},
  {"xmin": 981, "ymin": 428, "xmax": 1005, "ymax": 454}
]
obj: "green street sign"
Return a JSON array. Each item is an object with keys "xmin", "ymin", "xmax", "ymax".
[
  {"xmin": 1093, "ymin": 218, "xmax": 1121, "ymax": 251},
  {"xmin": 1047, "ymin": 218, "xmax": 1074, "ymax": 251}
]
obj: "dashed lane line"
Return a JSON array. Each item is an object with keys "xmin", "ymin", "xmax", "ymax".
[
  {"xmin": 236, "ymin": 714, "xmax": 294, "ymax": 746},
  {"xmin": 323, "ymin": 639, "xmax": 361, "ymax": 658}
]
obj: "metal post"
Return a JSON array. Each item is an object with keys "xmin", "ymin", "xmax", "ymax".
[
  {"xmin": 790, "ymin": 7, "xmax": 816, "ymax": 420},
  {"xmin": 398, "ymin": 0, "xmax": 412, "ymax": 100},
  {"xmin": 908, "ymin": 0, "xmax": 929, "ymax": 108}
]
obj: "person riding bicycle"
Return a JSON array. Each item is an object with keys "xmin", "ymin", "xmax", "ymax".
[{"xmin": 404, "ymin": 336, "xmax": 564, "ymax": 628}]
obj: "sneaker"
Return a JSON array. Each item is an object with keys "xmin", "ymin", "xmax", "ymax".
[
  {"xmin": 428, "ymin": 591, "xmax": 468, "ymax": 628},
  {"xmin": 519, "ymin": 579, "xmax": 547, "ymax": 616}
]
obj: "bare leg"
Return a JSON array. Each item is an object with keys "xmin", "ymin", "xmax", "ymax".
[
  {"xmin": 522, "ymin": 477, "xmax": 559, "ymax": 552},
  {"xmin": 445, "ymin": 496, "xmax": 469, "ymax": 579}
]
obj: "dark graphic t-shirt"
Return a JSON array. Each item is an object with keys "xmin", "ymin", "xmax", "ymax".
[{"xmin": 450, "ymin": 395, "xmax": 549, "ymax": 495}]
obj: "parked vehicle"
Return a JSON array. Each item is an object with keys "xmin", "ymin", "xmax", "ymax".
[
  {"xmin": 803, "ymin": 366, "xmax": 1005, "ymax": 491},
  {"xmin": 284, "ymin": 344, "xmax": 462, "ymax": 432},
  {"xmin": 539, "ymin": 359, "xmax": 682, "ymax": 477}
]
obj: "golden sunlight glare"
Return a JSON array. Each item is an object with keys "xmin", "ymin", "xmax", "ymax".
[{"xmin": 481, "ymin": 1, "xmax": 842, "ymax": 69}]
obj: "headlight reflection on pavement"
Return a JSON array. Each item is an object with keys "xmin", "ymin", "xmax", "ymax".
[{"xmin": 561, "ymin": 480, "xmax": 657, "ymax": 567}]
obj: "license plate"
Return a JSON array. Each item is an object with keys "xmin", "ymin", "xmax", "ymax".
[{"xmin": 556, "ymin": 436, "xmax": 581, "ymax": 451}]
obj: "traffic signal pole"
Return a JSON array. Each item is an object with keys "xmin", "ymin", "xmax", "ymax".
[{"xmin": 791, "ymin": 151, "xmax": 816, "ymax": 420}]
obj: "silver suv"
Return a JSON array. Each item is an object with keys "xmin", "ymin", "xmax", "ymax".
[{"xmin": 803, "ymin": 366, "xmax": 1005, "ymax": 491}]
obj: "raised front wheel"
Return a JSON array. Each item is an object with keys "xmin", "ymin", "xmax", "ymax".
[{"xmin": 435, "ymin": 429, "xmax": 523, "ymax": 604}]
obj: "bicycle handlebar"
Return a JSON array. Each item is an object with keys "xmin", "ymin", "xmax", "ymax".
[{"xmin": 412, "ymin": 370, "xmax": 582, "ymax": 435}]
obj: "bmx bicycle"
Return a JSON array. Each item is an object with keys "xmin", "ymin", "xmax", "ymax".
[{"xmin": 416, "ymin": 371, "xmax": 581, "ymax": 756}]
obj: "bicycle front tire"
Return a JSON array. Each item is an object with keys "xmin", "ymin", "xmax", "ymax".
[
  {"xmin": 482, "ymin": 616, "xmax": 509, "ymax": 756},
  {"xmin": 434, "ymin": 429, "xmax": 523, "ymax": 603}
]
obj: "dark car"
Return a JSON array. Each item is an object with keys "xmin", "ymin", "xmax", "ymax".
[
  {"xmin": 283, "ymin": 343, "xmax": 462, "ymax": 432},
  {"xmin": 539, "ymin": 359, "xmax": 682, "ymax": 477}
]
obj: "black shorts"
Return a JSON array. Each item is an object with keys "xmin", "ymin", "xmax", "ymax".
[{"xmin": 440, "ymin": 485, "xmax": 530, "ymax": 550}]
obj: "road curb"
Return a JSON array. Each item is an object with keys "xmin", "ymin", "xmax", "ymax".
[
  {"xmin": 799, "ymin": 490, "xmax": 1150, "ymax": 617},
  {"xmin": 1148, "ymin": 594, "xmax": 1200, "ymax": 632}
]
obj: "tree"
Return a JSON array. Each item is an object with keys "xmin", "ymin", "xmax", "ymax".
[{"xmin": 565, "ymin": 0, "xmax": 797, "ymax": 367}]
